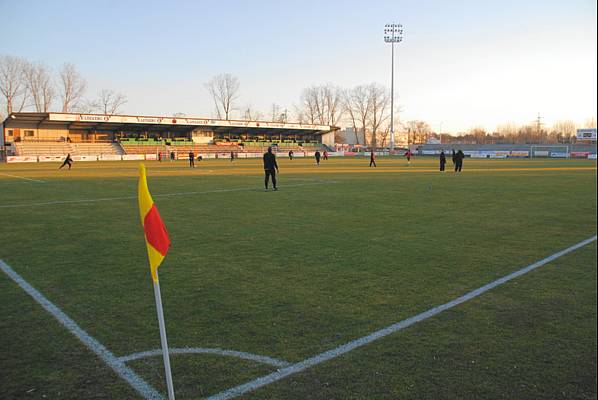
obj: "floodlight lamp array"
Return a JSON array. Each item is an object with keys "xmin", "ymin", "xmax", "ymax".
[{"xmin": 384, "ymin": 23, "xmax": 403, "ymax": 43}]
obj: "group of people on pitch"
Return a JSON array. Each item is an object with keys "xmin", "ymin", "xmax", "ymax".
[{"xmin": 439, "ymin": 149, "xmax": 465, "ymax": 172}]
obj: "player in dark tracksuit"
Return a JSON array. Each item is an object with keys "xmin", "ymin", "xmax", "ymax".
[
  {"xmin": 315, "ymin": 150, "xmax": 321, "ymax": 165},
  {"xmin": 454, "ymin": 150, "xmax": 464, "ymax": 172},
  {"xmin": 59, "ymin": 153, "xmax": 73, "ymax": 170},
  {"xmin": 263, "ymin": 147, "xmax": 279, "ymax": 191},
  {"xmin": 439, "ymin": 150, "xmax": 446, "ymax": 171},
  {"xmin": 189, "ymin": 151, "xmax": 195, "ymax": 167}
]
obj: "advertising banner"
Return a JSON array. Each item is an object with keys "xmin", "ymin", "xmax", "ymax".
[
  {"xmin": 122, "ymin": 154, "xmax": 145, "ymax": 161},
  {"xmin": 100, "ymin": 154, "xmax": 123, "ymax": 161},
  {"xmin": 7, "ymin": 156, "xmax": 38, "ymax": 163},
  {"xmin": 570, "ymin": 152, "xmax": 590, "ymax": 158},
  {"xmin": 72, "ymin": 155, "xmax": 98, "ymax": 161},
  {"xmin": 144, "ymin": 154, "xmax": 157, "ymax": 160},
  {"xmin": 38, "ymin": 156, "xmax": 65, "ymax": 162}
]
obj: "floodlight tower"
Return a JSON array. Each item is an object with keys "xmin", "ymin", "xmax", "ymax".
[{"xmin": 384, "ymin": 23, "xmax": 403, "ymax": 150}]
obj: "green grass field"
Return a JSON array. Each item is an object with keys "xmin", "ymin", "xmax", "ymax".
[{"xmin": 0, "ymin": 156, "xmax": 596, "ymax": 399}]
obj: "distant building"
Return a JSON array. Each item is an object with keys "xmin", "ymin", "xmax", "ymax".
[{"xmin": 339, "ymin": 127, "xmax": 366, "ymax": 146}]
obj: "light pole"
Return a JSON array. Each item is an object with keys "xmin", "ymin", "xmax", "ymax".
[{"xmin": 384, "ymin": 23, "xmax": 403, "ymax": 151}]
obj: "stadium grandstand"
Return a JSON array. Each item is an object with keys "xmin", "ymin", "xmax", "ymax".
[{"xmin": 1, "ymin": 112, "xmax": 338, "ymax": 161}]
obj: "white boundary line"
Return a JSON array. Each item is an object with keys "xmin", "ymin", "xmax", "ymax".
[
  {"xmin": 119, "ymin": 347, "xmax": 291, "ymax": 368},
  {"xmin": 207, "ymin": 235, "xmax": 597, "ymax": 400},
  {"xmin": 0, "ymin": 260, "xmax": 163, "ymax": 400},
  {"xmin": 0, "ymin": 173, "xmax": 45, "ymax": 183},
  {"xmin": 0, "ymin": 181, "xmax": 338, "ymax": 209}
]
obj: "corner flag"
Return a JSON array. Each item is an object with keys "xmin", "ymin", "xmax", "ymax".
[
  {"xmin": 138, "ymin": 163, "xmax": 176, "ymax": 399},
  {"xmin": 138, "ymin": 163, "xmax": 170, "ymax": 282}
]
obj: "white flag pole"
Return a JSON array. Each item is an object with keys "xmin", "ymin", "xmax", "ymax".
[{"xmin": 153, "ymin": 273, "xmax": 175, "ymax": 400}]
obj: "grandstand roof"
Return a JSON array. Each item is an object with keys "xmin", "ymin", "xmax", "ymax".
[{"xmin": 3, "ymin": 112, "xmax": 338, "ymax": 136}]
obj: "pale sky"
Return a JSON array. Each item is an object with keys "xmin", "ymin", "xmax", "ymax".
[{"xmin": 1, "ymin": 0, "xmax": 596, "ymax": 133}]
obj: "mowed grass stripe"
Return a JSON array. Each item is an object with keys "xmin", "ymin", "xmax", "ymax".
[{"xmin": 207, "ymin": 236, "xmax": 597, "ymax": 400}]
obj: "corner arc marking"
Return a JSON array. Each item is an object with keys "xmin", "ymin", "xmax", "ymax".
[{"xmin": 118, "ymin": 347, "xmax": 291, "ymax": 368}]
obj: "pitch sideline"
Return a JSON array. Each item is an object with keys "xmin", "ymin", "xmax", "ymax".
[{"xmin": 0, "ymin": 180, "xmax": 338, "ymax": 209}]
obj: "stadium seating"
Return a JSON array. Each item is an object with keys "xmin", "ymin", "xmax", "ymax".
[
  {"xmin": 14, "ymin": 142, "xmax": 125, "ymax": 157},
  {"xmin": 14, "ymin": 142, "xmax": 71, "ymax": 156}
]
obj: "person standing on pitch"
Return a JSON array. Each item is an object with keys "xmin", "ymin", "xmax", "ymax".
[
  {"xmin": 230, "ymin": 151, "xmax": 235, "ymax": 162},
  {"xmin": 314, "ymin": 150, "xmax": 321, "ymax": 165},
  {"xmin": 263, "ymin": 146, "xmax": 279, "ymax": 191},
  {"xmin": 369, "ymin": 150, "xmax": 377, "ymax": 167},
  {"xmin": 451, "ymin": 149, "xmax": 456, "ymax": 167},
  {"xmin": 59, "ymin": 153, "xmax": 73, "ymax": 170},
  {"xmin": 323, "ymin": 150, "xmax": 328, "ymax": 160},
  {"xmin": 454, "ymin": 149, "xmax": 464, "ymax": 172},
  {"xmin": 439, "ymin": 150, "xmax": 447, "ymax": 172},
  {"xmin": 189, "ymin": 150, "xmax": 195, "ymax": 168},
  {"xmin": 404, "ymin": 149, "xmax": 413, "ymax": 165},
  {"xmin": 288, "ymin": 150, "xmax": 294, "ymax": 160}
]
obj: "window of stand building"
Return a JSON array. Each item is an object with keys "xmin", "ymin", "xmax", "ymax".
[
  {"xmin": 7, "ymin": 130, "xmax": 14, "ymax": 136},
  {"xmin": 24, "ymin": 130, "xmax": 34, "ymax": 137}
]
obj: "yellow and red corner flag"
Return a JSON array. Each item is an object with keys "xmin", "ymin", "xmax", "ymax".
[{"xmin": 138, "ymin": 163, "xmax": 170, "ymax": 282}]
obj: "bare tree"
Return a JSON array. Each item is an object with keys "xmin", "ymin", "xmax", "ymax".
[
  {"xmin": 550, "ymin": 120, "xmax": 577, "ymax": 143},
  {"xmin": 584, "ymin": 117, "xmax": 596, "ymax": 128},
  {"xmin": 269, "ymin": 103, "xmax": 288, "ymax": 123},
  {"xmin": 367, "ymin": 83, "xmax": 390, "ymax": 149},
  {"xmin": 322, "ymin": 84, "xmax": 344, "ymax": 126},
  {"xmin": 298, "ymin": 86, "xmax": 322, "ymax": 124},
  {"xmin": 205, "ymin": 73, "xmax": 239, "ymax": 120},
  {"xmin": 297, "ymin": 84, "xmax": 343, "ymax": 126},
  {"xmin": 342, "ymin": 85, "xmax": 371, "ymax": 145},
  {"xmin": 405, "ymin": 120, "xmax": 432, "ymax": 144},
  {"xmin": 23, "ymin": 61, "xmax": 55, "ymax": 112},
  {"xmin": 0, "ymin": 55, "xmax": 29, "ymax": 115},
  {"xmin": 242, "ymin": 104, "xmax": 264, "ymax": 121},
  {"xmin": 90, "ymin": 89, "xmax": 127, "ymax": 115},
  {"xmin": 59, "ymin": 63, "xmax": 87, "ymax": 112}
]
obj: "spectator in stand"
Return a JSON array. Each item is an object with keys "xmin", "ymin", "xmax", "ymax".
[
  {"xmin": 263, "ymin": 147, "xmax": 279, "ymax": 191},
  {"xmin": 369, "ymin": 150, "xmax": 377, "ymax": 167},
  {"xmin": 189, "ymin": 151, "xmax": 195, "ymax": 168},
  {"xmin": 315, "ymin": 150, "xmax": 321, "ymax": 165},
  {"xmin": 439, "ymin": 150, "xmax": 446, "ymax": 172},
  {"xmin": 59, "ymin": 153, "xmax": 73, "ymax": 170},
  {"xmin": 454, "ymin": 149, "xmax": 465, "ymax": 172}
]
